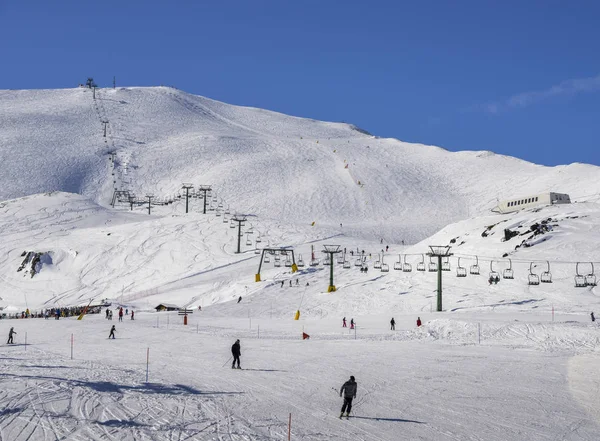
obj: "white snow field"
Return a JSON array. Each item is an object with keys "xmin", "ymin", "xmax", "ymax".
[{"xmin": 1, "ymin": 87, "xmax": 600, "ymax": 440}]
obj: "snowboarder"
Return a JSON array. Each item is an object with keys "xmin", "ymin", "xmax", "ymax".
[
  {"xmin": 339, "ymin": 376, "xmax": 357, "ymax": 418},
  {"xmin": 416, "ymin": 317, "xmax": 422, "ymax": 327},
  {"xmin": 7, "ymin": 327, "xmax": 16, "ymax": 344},
  {"xmin": 118, "ymin": 308, "xmax": 123, "ymax": 322},
  {"xmin": 350, "ymin": 319, "xmax": 355, "ymax": 329},
  {"xmin": 231, "ymin": 339, "xmax": 241, "ymax": 369},
  {"xmin": 131, "ymin": 310, "xmax": 134, "ymax": 320},
  {"xmin": 342, "ymin": 317, "xmax": 347, "ymax": 328},
  {"xmin": 591, "ymin": 312, "xmax": 596, "ymax": 322},
  {"xmin": 109, "ymin": 325, "xmax": 116, "ymax": 339},
  {"xmin": 390, "ymin": 317, "xmax": 395, "ymax": 331}
]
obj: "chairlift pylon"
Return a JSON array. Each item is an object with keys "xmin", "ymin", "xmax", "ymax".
[
  {"xmin": 503, "ymin": 259, "xmax": 514, "ymax": 279},
  {"xmin": 528, "ymin": 262, "xmax": 540, "ymax": 285},
  {"xmin": 540, "ymin": 261, "xmax": 552, "ymax": 283}
]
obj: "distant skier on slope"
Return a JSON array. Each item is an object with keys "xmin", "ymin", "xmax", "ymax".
[
  {"xmin": 591, "ymin": 312, "xmax": 596, "ymax": 322},
  {"xmin": 109, "ymin": 325, "xmax": 116, "ymax": 339},
  {"xmin": 231, "ymin": 339, "xmax": 241, "ymax": 369},
  {"xmin": 416, "ymin": 317, "xmax": 422, "ymax": 327},
  {"xmin": 342, "ymin": 317, "xmax": 347, "ymax": 328},
  {"xmin": 7, "ymin": 327, "xmax": 16, "ymax": 344},
  {"xmin": 390, "ymin": 317, "xmax": 395, "ymax": 331},
  {"xmin": 131, "ymin": 310, "xmax": 135, "ymax": 320},
  {"xmin": 350, "ymin": 319, "xmax": 355, "ymax": 329},
  {"xmin": 339, "ymin": 376, "xmax": 357, "ymax": 418}
]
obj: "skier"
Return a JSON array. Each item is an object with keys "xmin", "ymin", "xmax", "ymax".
[
  {"xmin": 416, "ymin": 317, "xmax": 422, "ymax": 327},
  {"xmin": 131, "ymin": 310, "xmax": 134, "ymax": 320},
  {"xmin": 281, "ymin": 280, "xmax": 284, "ymax": 288},
  {"xmin": 7, "ymin": 327, "xmax": 16, "ymax": 344},
  {"xmin": 390, "ymin": 317, "xmax": 395, "ymax": 331},
  {"xmin": 237, "ymin": 296, "xmax": 242, "ymax": 303},
  {"xmin": 118, "ymin": 308, "xmax": 123, "ymax": 322},
  {"xmin": 339, "ymin": 376, "xmax": 357, "ymax": 418},
  {"xmin": 109, "ymin": 325, "xmax": 116, "ymax": 339},
  {"xmin": 342, "ymin": 317, "xmax": 347, "ymax": 328},
  {"xmin": 591, "ymin": 312, "xmax": 596, "ymax": 322},
  {"xmin": 231, "ymin": 339, "xmax": 241, "ymax": 369},
  {"xmin": 350, "ymin": 319, "xmax": 355, "ymax": 329}
]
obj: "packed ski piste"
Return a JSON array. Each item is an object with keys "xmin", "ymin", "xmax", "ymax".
[{"xmin": 0, "ymin": 87, "xmax": 599, "ymax": 440}]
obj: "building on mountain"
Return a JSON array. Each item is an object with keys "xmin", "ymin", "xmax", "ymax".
[
  {"xmin": 154, "ymin": 303, "xmax": 180, "ymax": 312},
  {"xmin": 492, "ymin": 192, "xmax": 571, "ymax": 214}
]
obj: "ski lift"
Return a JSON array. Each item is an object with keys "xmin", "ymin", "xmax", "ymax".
[
  {"xmin": 575, "ymin": 262, "xmax": 587, "ymax": 288},
  {"xmin": 284, "ymin": 258, "xmax": 292, "ymax": 268},
  {"xmin": 393, "ymin": 255, "xmax": 402, "ymax": 271},
  {"xmin": 470, "ymin": 256, "xmax": 480, "ymax": 275},
  {"xmin": 229, "ymin": 220, "xmax": 236, "ymax": 229},
  {"xmin": 528, "ymin": 262, "xmax": 540, "ymax": 285},
  {"xmin": 402, "ymin": 255, "xmax": 412, "ymax": 272},
  {"xmin": 585, "ymin": 262, "xmax": 597, "ymax": 287},
  {"xmin": 245, "ymin": 234, "xmax": 252, "ymax": 246},
  {"xmin": 503, "ymin": 259, "xmax": 514, "ymax": 279},
  {"xmin": 274, "ymin": 259, "xmax": 281, "ymax": 267},
  {"xmin": 274, "ymin": 253, "xmax": 281, "ymax": 262},
  {"xmin": 337, "ymin": 253, "xmax": 345, "ymax": 264},
  {"xmin": 254, "ymin": 247, "xmax": 260, "ymax": 255},
  {"xmin": 297, "ymin": 254, "xmax": 305, "ymax": 267},
  {"xmin": 442, "ymin": 256, "xmax": 451, "ymax": 271},
  {"xmin": 489, "ymin": 261, "xmax": 500, "ymax": 283},
  {"xmin": 354, "ymin": 257, "xmax": 363, "ymax": 267},
  {"xmin": 323, "ymin": 257, "xmax": 331, "ymax": 266},
  {"xmin": 212, "ymin": 195, "xmax": 218, "ymax": 203},
  {"xmin": 428, "ymin": 255, "xmax": 437, "ymax": 272},
  {"xmin": 381, "ymin": 254, "xmax": 389, "ymax": 272},
  {"xmin": 417, "ymin": 254, "xmax": 426, "ymax": 272},
  {"xmin": 225, "ymin": 206, "xmax": 231, "ymax": 215},
  {"xmin": 456, "ymin": 257, "xmax": 467, "ymax": 277},
  {"xmin": 215, "ymin": 209, "xmax": 221, "ymax": 217},
  {"xmin": 223, "ymin": 215, "xmax": 229, "ymax": 223},
  {"xmin": 540, "ymin": 261, "xmax": 552, "ymax": 283},
  {"xmin": 374, "ymin": 254, "xmax": 382, "ymax": 269},
  {"xmin": 310, "ymin": 258, "xmax": 320, "ymax": 267},
  {"xmin": 264, "ymin": 254, "xmax": 271, "ymax": 264},
  {"xmin": 343, "ymin": 259, "xmax": 351, "ymax": 269},
  {"xmin": 256, "ymin": 235, "xmax": 262, "ymax": 243}
]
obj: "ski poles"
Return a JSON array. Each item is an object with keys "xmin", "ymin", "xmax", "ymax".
[{"xmin": 221, "ymin": 356, "xmax": 232, "ymax": 368}]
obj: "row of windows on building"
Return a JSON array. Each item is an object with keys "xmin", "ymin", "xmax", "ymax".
[{"xmin": 508, "ymin": 197, "xmax": 539, "ymax": 207}]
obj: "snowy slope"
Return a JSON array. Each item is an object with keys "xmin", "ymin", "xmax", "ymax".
[{"xmin": 2, "ymin": 87, "xmax": 600, "ymax": 243}]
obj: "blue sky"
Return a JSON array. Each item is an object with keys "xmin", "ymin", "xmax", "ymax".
[{"xmin": 1, "ymin": 0, "xmax": 599, "ymax": 166}]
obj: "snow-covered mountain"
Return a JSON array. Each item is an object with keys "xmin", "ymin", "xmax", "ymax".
[{"xmin": 2, "ymin": 86, "xmax": 599, "ymax": 244}]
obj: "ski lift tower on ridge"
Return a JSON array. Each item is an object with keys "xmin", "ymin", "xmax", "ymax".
[
  {"xmin": 323, "ymin": 245, "xmax": 342, "ymax": 292},
  {"xmin": 232, "ymin": 214, "xmax": 247, "ymax": 254},
  {"xmin": 427, "ymin": 245, "xmax": 453, "ymax": 312}
]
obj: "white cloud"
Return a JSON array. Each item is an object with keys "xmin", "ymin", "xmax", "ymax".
[{"xmin": 484, "ymin": 73, "xmax": 600, "ymax": 113}]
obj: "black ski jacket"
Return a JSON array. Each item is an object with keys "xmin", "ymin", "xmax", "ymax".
[
  {"xmin": 340, "ymin": 380, "xmax": 357, "ymax": 398},
  {"xmin": 232, "ymin": 342, "xmax": 241, "ymax": 357}
]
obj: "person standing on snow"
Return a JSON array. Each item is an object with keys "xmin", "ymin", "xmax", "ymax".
[
  {"xmin": 231, "ymin": 339, "xmax": 241, "ymax": 369},
  {"xmin": 342, "ymin": 317, "xmax": 347, "ymax": 328},
  {"xmin": 7, "ymin": 327, "xmax": 16, "ymax": 344},
  {"xmin": 131, "ymin": 310, "xmax": 135, "ymax": 320},
  {"xmin": 390, "ymin": 317, "xmax": 395, "ymax": 331},
  {"xmin": 416, "ymin": 317, "xmax": 422, "ymax": 327},
  {"xmin": 592, "ymin": 312, "xmax": 596, "ymax": 322},
  {"xmin": 118, "ymin": 308, "xmax": 123, "ymax": 322},
  {"xmin": 339, "ymin": 376, "xmax": 357, "ymax": 418},
  {"xmin": 350, "ymin": 318, "xmax": 355, "ymax": 329},
  {"xmin": 109, "ymin": 325, "xmax": 116, "ymax": 339}
]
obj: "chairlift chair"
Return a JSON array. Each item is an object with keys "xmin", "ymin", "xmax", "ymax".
[
  {"xmin": 284, "ymin": 258, "xmax": 292, "ymax": 268},
  {"xmin": 402, "ymin": 255, "xmax": 412, "ymax": 272},
  {"xmin": 254, "ymin": 248, "xmax": 260, "ymax": 255},
  {"xmin": 354, "ymin": 258, "xmax": 363, "ymax": 267},
  {"xmin": 225, "ymin": 206, "xmax": 231, "ymax": 215},
  {"xmin": 540, "ymin": 261, "xmax": 552, "ymax": 283},
  {"xmin": 442, "ymin": 256, "xmax": 451, "ymax": 271},
  {"xmin": 586, "ymin": 262, "xmax": 597, "ymax": 287},
  {"xmin": 575, "ymin": 262, "xmax": 587, "ymax": 287},
  {"xmin": 381, "ymin": 263, "xmax": 389, "ymax": 272},
  {"xmin": 417, "ymin": 254, "xmax": 426, "ymax": 272},
  {"xmin": 264, "ymin": 255, "xmax": 271, "ymax": 264},
  {"xmin": 229, "ymin": 220, "xmax": 236, "ymax": 229},
  {"xmin": 374, "ymin": 254, "xmax": 382, "ymax": 269},
  {"xmin": 470, "ymin": 256, "xmax": 480, "ymax": 275},
  {"xmin": 274, "ymin": 259, "xmax": 282, "ymax": 267},
  {"xmin": 274, "ymin": 253, "xmax": 281, "ymax": 262},
  {"xmin": 256, "ymin": 236, "xmax": 262, "ymax": 243},
  {"xmin": 528, "ymin": 262, "xmax": 540, "ymax": 286},
  {"xmin": 456, "ymin": 257, "xmax": 467, "ymax": 277},
  {"xmin": 310, "ymin": 258, "xmax": 320, "ymax": 267},
  {"xmin": 323, "ymin": 257, "xmax": 331, "ymax": 266},
  {"xmin": 393, "ymin": 255, "xmax": 402, "ymax": 271},
  {"xmin": 246, "ymin": 238, "xmax": 252, "ymax": 247},
  {"xmin": 343, "ymin": 260, "xmax": 351, "ymax": 269},
  {"xmin": 297, "ymin": 255, "xmax": 305, "ymax": 267},
  {"xmin": 215, "ymin": 209, "xmax": 221, "ymax": 217},
  {"xmin": 337, "ymin": 254, "xmax": 345, "ymax": 264},
  {"xmin": 223, "ymin": 215, "xmax": 228, "ymax": 223},
  {"xmin": 503, "ymin": 259, "xmax": 514, "ymax": 279},
  {"xmin": 489, "ymin": 261, "xmax": 500, "ymax": 283},
  {"xmin": 428, "ymin": 256, "xmax": 437, "ymax": 272}
]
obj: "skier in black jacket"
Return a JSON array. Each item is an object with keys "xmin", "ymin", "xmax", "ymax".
[
  {"xmin": 339, "ymin": 376, "xmax": 357, "ymax": 418},
  {"xmin": 7, "ymin": 327, "xmax": 16, "ymax": 344},
  {"xmin": 231, "ymin": 339, "xmax": 241, "ymax": 369},
  {"xmin": 109, "ymin": 325, "xmax": 116, "ymax": 339}
]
